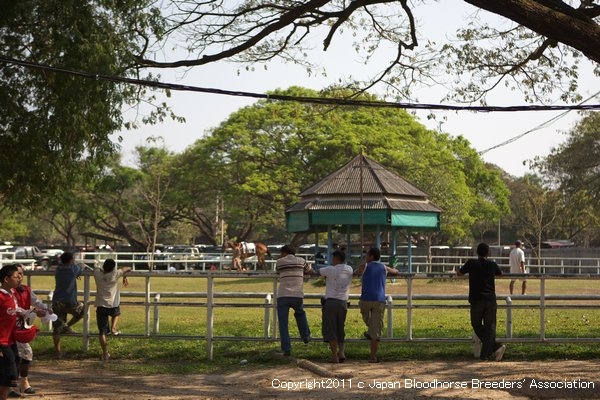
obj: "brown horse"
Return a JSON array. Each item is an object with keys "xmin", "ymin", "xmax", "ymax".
[{"xmin": 223, "ymin": 241, "xmax": 272, "ymax": 271}]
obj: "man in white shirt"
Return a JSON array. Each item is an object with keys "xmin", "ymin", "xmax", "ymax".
[
  {"xmin": 509, "ymin": 240, "xmax": 527, "ymax": 295},
  {"xmin": 319, "ymin": 250, "xmax": 354, "ymax": 363}
]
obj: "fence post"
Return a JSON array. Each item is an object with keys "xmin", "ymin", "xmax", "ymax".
[
  {"xmin": 153, "ymin": 294, "xmax": 161, "ymax": 334},
  {"xmin": 387, "ymin": 295, "xmax": 393, "ymax": 338},
  {"xmin": 264, "ymin": 294, "xmax": 272, "ymax": 338},
  {"xmin": 47, "ymin": 290, "xmax": 54, "ymax": 332},
  {"xmin": 82, "ymin": 274, "xmax": 91, "ymax": 351},
  {"xmin": 505, "ymin": 296, "xmax": 513, "ymax": 338},
  {"xmin": 206, "ymin": 273, "xmax": 214, "ymax": 360},
  {"xmin": 540, "ymin": 277, "xmax": 546, "ymax": 340},
  {"xmin": 406, "ymin": 276, "xmax": 413, "ymax": 340},
  {"xmin": 145, "ymin": 274, "xmax": 151, "ymax": 337}
]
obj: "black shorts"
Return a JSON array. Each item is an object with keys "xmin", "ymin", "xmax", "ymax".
[
  {"xmin": 0, "ymin": 344, "xmax": 19, "ymax": 387},
  {"xmin": 96, "ymin": 306, "xmax": 121, "ymax": 335}
]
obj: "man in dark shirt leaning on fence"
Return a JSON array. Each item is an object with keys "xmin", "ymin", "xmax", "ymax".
[
  {"xmin": 457, "ymin": 242, "xmax": 506, "ymax": 362},
  {"xmin": 275, "ymin": 245, "xmax": 312, "ymax": 356}
]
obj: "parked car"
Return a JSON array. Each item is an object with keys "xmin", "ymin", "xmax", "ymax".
[
  {"xmin": 163, "ymin": 245, "xmax": 202, "ymax": 270},
  {"xmin": 40, "ymin": 248, "xmax": 63, "ymax": 269},
  {"xmin": 2, "ymin": 246, "xmax": 57, "ymax": 270}
]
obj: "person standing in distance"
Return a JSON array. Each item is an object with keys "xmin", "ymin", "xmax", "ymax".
[
  {"xmin": 319, "ymin": 250, "xmax": 353, "ymax": 363},
  {"xmin": 52, "ymin": 252, "xmax": 89, "ymax": 358},
  {"xmin": 509, "ymin": 240, "xmax": 527, "ymax": 295},
  {"xmin": 275, "ymin": 245, "xmax": 311, "ymax": 356},
  {"xmin": 0, "ymin": 265, "xmax": 22, "ymax": 400},
  {"xmin": 354, "ymin": 247, "xmax": 400, "ymax": 363},
  {"xmin": 93, "ymin": 259, "xmax": 131, "ymax": 361},
  {"xmin": 458, "ymin": 242, "xmax": 506, "ymax": 361}
]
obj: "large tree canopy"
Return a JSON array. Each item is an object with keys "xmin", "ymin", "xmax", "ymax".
[
  {"xmin": 138, "ymin": 0, "xmax": 599, "ymax": 103},
  {"xmin": 178, "ymin": 86, "xmax": 509, "ymax": 244},
  {"xmin": 0, "ymin": 0, "xmax": 166, "ymax": 208},
  {"xmin": 540, "ymin": 112, "xmax": 600, "ymax": 199}
]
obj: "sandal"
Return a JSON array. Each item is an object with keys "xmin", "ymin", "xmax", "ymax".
[{"xmin": 368, "ymin": 357, "xmax": 379, "ymax": 363}]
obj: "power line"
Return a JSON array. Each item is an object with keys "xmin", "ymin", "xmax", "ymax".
[
  {"xmin": 2, "ymin": 55, "xmax": 600, "ymax": 112},
  {"xmin": 479, "ymin": 90, "xmax": 600, "ymax": 155}
]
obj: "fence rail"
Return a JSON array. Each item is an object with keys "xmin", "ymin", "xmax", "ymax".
[
  {"xmin": 8, "ymin": 251, "xmax": 600, "ymax": 276},
  {"xmin": 22, "ymin": 270, "xmax": 600, "ymax": 360}
]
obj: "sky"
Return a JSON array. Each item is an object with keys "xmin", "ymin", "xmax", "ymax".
[{"xmin": 113, "ymin": 1, "xmax": 600, "ymax": 177}]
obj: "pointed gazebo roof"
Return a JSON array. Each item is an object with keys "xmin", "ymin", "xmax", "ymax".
[{"xmin": 286, "ymin": 154, "xmax": 441, "ymax": 233}]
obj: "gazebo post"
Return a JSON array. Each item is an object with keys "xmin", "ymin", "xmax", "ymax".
[
  {"xmin": 391, "ymin": 228, "xmax": 398, "ymax": 267},
  {"xmin": 314, "ymin": 227, "xmax": 319, "ymax": 261},
  {"xmin": 327, "ymin": 225, "xmax": 333, "ymax": 265},
  {"xmin": 375, "ymin": 225, "xmax": 381, "ymax": 249},
  {"xmin": 407, "ymin": 231, "xmax": 413, "ymax": 273},
  {"xmin": 346, "ymin": 225, "xmax": 352, "ymax": 265}
]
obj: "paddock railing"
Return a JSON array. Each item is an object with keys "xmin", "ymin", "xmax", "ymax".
[
  {"xmin": 23, "ymin": 270, "xmax": 600, "ymax": 359},
  {"xmin": 8, "ymin": 250, "xmax": 600, "ymax": 275}
]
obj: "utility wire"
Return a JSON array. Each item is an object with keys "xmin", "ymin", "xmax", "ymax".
[
  {"xmin": 2, "ymin": 55, "xmax": 600, "ymax": 112},
  {"xmin": 480, "ymin": 90, "xmax": 600, "ymax": 155}
]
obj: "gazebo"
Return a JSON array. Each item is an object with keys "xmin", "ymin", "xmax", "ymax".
[{"xmin": 285, "ymin": 154, "xmax": 442, "ymax": 270}]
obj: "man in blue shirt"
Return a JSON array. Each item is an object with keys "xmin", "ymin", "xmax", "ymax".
[
  {"xmin": 354, "ymin": 248, "xmax": 399, "ymax": 363},
  {"xmin": 458, "ymin": 242, "xmax": 506, "ymax": 361},
  {"xmin": 52, "ymin": 252, "xmax": 88, "ymax": 358}
]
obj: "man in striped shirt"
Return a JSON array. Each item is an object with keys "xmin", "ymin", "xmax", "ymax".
[{"xmin": 276, "ymin": 245, "xmax": 312, "ymax": 356}]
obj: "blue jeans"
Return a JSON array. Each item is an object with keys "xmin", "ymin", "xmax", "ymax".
[{"xmin": 277, "ymin": 297, "xmax": 310, "ymax": 353}]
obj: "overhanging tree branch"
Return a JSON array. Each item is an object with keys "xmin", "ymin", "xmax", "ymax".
[{"xmin": 464, "ymin": 0, "xmax": 600, "ymax": 64}]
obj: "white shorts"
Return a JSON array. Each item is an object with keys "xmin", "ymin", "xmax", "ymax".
[
  {"xmin": 510, "ymin": 266, "xmax": 529, "ymax": 275},
  {"xmin": 16, "ymin": 341, "xmax": 33, "ymax": 362}
]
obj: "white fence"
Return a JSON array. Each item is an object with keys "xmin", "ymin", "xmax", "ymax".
[
  {"xmin": 22, "ymin": 270, "xmax": 600, "ymax": 360},
  {"xmin": 7, "ymin": 250, "xmax": 600, "ymax": 275}
]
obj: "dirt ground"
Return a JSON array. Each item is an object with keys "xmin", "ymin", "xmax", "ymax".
[{"xmin": 26, "ymin": 358, "xmax": 600, "ymax": 400}]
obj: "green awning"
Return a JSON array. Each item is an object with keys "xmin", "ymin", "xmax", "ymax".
[
  {"xmin": 311, "ymin": 210, "xmax": 388, "ymax": 225},
  {"xmin": 391, "ymin": 210, "xmax": 439, "ymax": 229},
  {"xmin": 286, "ymin": 209, "xmax": 440, "ymax": 232}
]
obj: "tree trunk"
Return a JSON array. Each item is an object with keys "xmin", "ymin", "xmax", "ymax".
[{"xmin": 464, "ymin": 0, "xmax": 600, "ymax": 63}]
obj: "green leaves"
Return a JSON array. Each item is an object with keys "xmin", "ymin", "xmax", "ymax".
[
  {"xmin": 179, "ymin": 86, "xmax": 509, "ymax": 243},
  {"xmin": 0, "ymin": 0, "xmax": 164, "ymax": 209}
]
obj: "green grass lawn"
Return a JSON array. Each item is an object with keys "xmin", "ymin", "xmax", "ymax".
[{"xmin": 26, "ymin": 273, "xmax": 600, "ymax": 374}]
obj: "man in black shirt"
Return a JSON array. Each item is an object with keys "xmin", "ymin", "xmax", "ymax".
[{"xmin": 458, "ymin": 242, "xmax": 506, "ymax": 361}]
